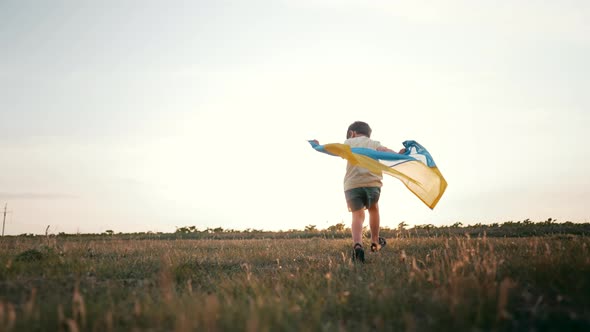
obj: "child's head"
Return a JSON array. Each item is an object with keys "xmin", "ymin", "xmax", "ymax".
[{"xmin": 347, "ymin": 121, "xmax": 372, "ymax": 139}]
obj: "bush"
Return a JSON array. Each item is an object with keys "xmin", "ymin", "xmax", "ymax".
[{"xmin": 15, "ymin": 249, "xmax": 45, "ymax": 262}]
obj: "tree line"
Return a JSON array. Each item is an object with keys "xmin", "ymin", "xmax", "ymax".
[{"xmin": 14, "ymin": 218, "xmax": 588, "ymax": 240}]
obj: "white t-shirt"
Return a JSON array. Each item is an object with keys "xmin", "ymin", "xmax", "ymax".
[{"xmin": 343, "ymin": 136, "xmax": 383, "ymax": 191}]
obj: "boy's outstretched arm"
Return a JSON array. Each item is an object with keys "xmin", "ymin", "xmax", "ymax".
[{"xmin": 376, "ymin": 146, "xmax": 406, "ymax": 154}]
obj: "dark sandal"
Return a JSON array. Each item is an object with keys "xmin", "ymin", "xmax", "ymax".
[
  {"xmin": 352, "ymin": 243, "xmax": 365, "ymax": 263},
  {"xmin": 371, "ymin": 237, "xmax": 387, "ymax": 252}
]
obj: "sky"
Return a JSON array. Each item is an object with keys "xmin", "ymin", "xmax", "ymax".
[{"xmin": 1, "ymin": 0, "xmax": 589, "ymax": 235}]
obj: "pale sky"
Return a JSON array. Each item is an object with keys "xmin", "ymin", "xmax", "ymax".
[{"xmin": 1, "ymin": 0, "xmax": 589, "ymax": 235}]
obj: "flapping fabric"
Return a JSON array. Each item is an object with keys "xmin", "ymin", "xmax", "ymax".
[{"xmin": 309, "ymin": 140, "xmax": 447, "ymax": 209}]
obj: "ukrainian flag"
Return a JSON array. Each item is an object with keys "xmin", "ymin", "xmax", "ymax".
[{"xmin": 309, "ymin": 140, "xmax": 447, "ymax": 209}]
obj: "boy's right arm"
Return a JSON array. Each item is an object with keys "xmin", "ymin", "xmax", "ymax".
[{"xmin": 376, "ymin": 146, "xmax": 394, "ymax": 152}]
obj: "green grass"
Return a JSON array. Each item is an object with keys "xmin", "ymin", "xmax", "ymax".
[{"xmin": 0, "ymin": 236, "xmax": 589, "ymax": 331}]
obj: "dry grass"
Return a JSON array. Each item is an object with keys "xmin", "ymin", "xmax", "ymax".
[{"xmin": 0, "ymin": 235, "xmax": 589, "ymax": 331}]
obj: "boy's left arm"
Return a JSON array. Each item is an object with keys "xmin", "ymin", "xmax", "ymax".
[{"xmin": 377, "ymin": 146, "xmax": 406, "ymax": 154}]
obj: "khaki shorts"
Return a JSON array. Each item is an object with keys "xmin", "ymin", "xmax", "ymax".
[{"xmin": 344, "ymin": 187, "xmax": 381, "ymax": 212}]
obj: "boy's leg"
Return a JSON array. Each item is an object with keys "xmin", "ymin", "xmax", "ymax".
[
  {"xmin": 351, "ymin": 209, "xmax": 365, "ymax": 244},
  {"xmin": 367, "ymin": 203, "xmax": 380, "ymax": 245},
  {"xmin": 345, "ymin": 188, "xmax": 367, "ymax": 245}
]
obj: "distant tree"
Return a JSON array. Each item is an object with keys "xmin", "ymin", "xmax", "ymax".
[
  {"xmin": 327, "ymin": 223, "xmax": 345, "ymax": 232},
  {"xmin": 104, "ymin": 230, "xmax": 114, "ymax": 235},
  {"xmin": 175, "ymin": 227, "xmax": 190, "ymax": 234},
  {"xmin": 305, "ymin": 225, "xmax": 317, "ymax": 232},
  {"xmin": 451, "ymin": 222, "xmax": 463, "ymax": 228},
  {"xmin": 397, "ymin": 221, "xmax": 408, "ymax": 231},
  {"xmin": 415, "ymin": 224, "xmax": 435, "ymax": 232}
]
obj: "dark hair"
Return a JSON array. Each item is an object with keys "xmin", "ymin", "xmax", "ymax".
[{"xmin": 347, "ymin": 121, "xmax": 372, "ymax": 138}]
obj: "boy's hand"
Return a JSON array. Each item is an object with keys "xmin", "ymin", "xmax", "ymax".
[{"xmin": 398, "ymin": 148, "xmax": 407, "ymax": 154}]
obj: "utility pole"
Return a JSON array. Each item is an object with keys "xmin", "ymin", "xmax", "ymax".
[{"xmin": 2, "ymin": 203, "xmax": 12, "ymax": 237}]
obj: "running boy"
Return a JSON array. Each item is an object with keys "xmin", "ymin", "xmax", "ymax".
[{"xmin": 343, "ymin": 121, "xmax": 405, "ymax": 262}]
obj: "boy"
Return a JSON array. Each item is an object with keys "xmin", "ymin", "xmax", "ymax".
[{"xmin": 343, "ymin": 121, "xmax": 405, "ymax": 262}]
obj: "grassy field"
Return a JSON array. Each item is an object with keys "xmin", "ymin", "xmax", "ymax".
[{"xmin": 0, "ymin": 235, "xmax": 589, "ymax": 331}]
